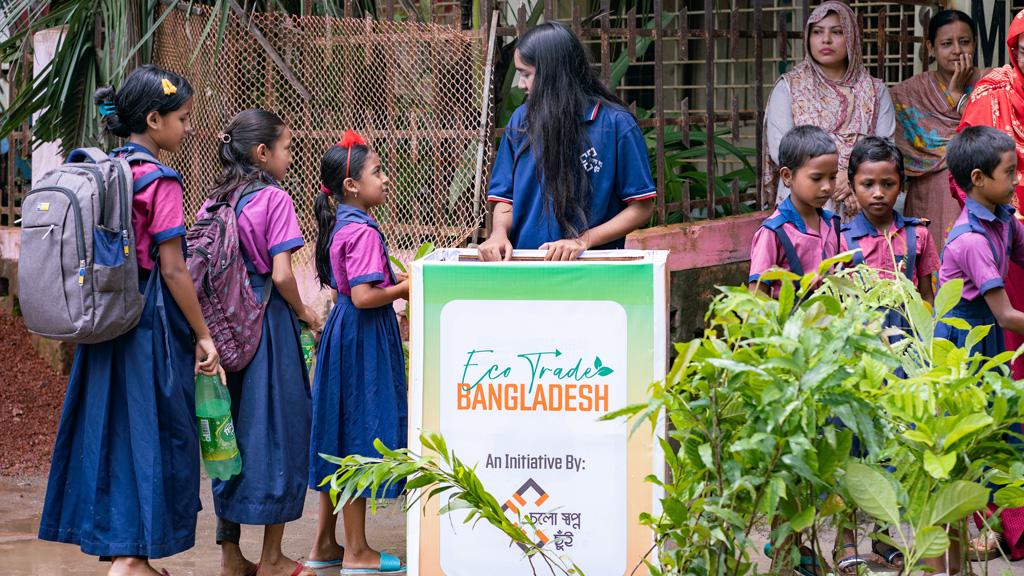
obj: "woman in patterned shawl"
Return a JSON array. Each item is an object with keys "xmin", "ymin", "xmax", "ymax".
[
  {"xmin": 890, "ymin": 9, "xmax": 981, "ymax": 253},
  {"xmin": 764, "ymin": 1, "xmax": 895, "ymax": 219}
]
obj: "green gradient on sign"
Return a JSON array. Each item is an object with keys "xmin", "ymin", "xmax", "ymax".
[{"xmin": 419, "ymin": 262, "xmax": 656, "ymax": 432}]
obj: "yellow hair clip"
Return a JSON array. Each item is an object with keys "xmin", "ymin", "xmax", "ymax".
[{"xmin": 161, "ymin": 78, "xmax": 177, "ymax": 96}]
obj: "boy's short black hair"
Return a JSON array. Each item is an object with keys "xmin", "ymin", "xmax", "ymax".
[
  {"xmin": 848, "ymin": 136, "xmax": 905, "ymax": 186},
  {"xmin": 778, "ymin": 125, "xmax": 838, "ymax": 173},
  {"xmin": 947, "ymin": 126, "xmax": 1016, "ymax": 193}
]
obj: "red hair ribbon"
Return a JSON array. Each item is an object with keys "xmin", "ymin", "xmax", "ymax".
[
  {"xmin": 337, "ymin": 130, "xmax": 366, "ymax": 180},
  {"xmin": 319, "ymin": 183, "xmax": 333, "ymax": 197}
]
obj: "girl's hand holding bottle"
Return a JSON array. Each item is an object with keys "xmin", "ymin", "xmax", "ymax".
[{"xmin": 195, "ymin": 334, "xmax": 221, "ymax": 375}]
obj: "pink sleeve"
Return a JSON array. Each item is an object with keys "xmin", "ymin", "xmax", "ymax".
[
  {"xmin": 950, "ymin": 233, "xmax": 1004, "ymax": 295},
  {"xmin": 265, "ymin": 188, "xmax": 304, "ymax": 256},
  {"xmin": 748, "ymin": 227, "xmax": 780, "ymax": 283},
  {"xmin": 148, "ymin": 177, "xmax": 186, "ymax": 244},
  {"xmin": 916, "ymin": 227, "xmax": 941, "ymax": 279},
  {"xmin": 343, "ymin": 225, "xmax": 387, "ymax": 288}
]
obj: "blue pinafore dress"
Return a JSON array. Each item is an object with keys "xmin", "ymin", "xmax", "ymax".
[
  {"xmin": 211, "ymin": 186, "xmax": 312, "ymax": 525},
  {"xmin": 38, "ymin": 148, "xmax": 200, "ymax": 559},
  {"xmin": 308, "ymin": 205, "xmax": 407, "ymax": 498}
]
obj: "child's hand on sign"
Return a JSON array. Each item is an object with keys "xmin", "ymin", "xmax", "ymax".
[{"xmin": 540, "ymin": 237, "xmax": 589, "ymax": 261}]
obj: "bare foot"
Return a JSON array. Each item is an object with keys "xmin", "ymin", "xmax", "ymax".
[
  {"xmin": 306, "ymin": 541, "xmax": 344, "ymax": 565},
  {"xmin": 108, "ymin": 557, "xmax": 163, "ymax": 576},
  {"xmin": 221, "ymin": 543, "xmax": 257, "ymax": 576}
]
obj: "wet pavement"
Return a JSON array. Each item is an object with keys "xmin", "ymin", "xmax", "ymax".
[
  {"xmin": 0, "ymin": 476, "xmax": 405, "ymax": 576},
  {"xmin": 2, "ymin": 475, "xmax": 1022, "ymax": 575}
]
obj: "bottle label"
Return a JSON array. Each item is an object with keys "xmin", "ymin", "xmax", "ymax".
[{"xmin": 198, "ymin": 415, "xmax": 238, "ymax": 461}]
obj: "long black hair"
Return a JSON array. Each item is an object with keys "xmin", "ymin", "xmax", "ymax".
[
  {"xmin": 517, "ymin": 22, "xmax": 627, "ymax": 239},
  {"xmin": 94, "ymin": 64, "xmax": 193, "ymax": 138},
  {"xmin": 314, "ymin": 137, "xmax": 371, "ymax": 289},
  {"xmin": 209, "ymin": 108, "xmax": 286, "ymax": 200}
]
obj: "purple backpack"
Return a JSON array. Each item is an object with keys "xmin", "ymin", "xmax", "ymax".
[{"xmin": 186, "ymin": 184, "xmax": 272, "ymax": 372}]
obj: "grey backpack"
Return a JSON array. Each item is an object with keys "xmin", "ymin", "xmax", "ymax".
[{"xmin": 18, "ymin": 147, "xmax": 178, "ymax": 343}]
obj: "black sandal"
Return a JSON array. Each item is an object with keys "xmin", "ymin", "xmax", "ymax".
[{"xmin": 871, "ymin": 540, "xmax": 904, "ymax": 568}]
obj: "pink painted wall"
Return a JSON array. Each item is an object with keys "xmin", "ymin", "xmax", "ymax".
[{"xmin": 626, "ymin": 212, "xmax": 764, "ymax": 271}]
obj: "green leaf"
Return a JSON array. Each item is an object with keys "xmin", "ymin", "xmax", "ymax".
[
  {"xmin": 843, "ymin": 462, "xmax": 900, "ymax": 526},
  {"xmin": 902, "ymin": 429, "xmax": 934, "ymax": 447},
  {"xmin": 789, "ymin": 506, "xmax": 815, "ymax": 532},
  {"xmin": 933, "ymin": 278, "xmax": 963, "ymax": 320},
  {"xmin": 994, "ymin": 486, "xmax": 1024, "ymax": 508},
  {"xmin": 389, "ymin": 255, "xmax": 408, "ymax": 274},
  {"xmin": 916, "ymin": 525, "xmax": 951, "ymax": 558},
  {"xmin": 923, "ymin": 451, "xmax": 957, "ymax": 480},
  {"xmin": 929, "ymin": 481, "xmax": 991, "ymax": 525},
  {"xmin": 595, "ymin": 356, "xmax": 603, "ymax": 369},
  {"xmin": 939, "ymin": 316, "xmax": 973, "ymax": 331},
  {"xmin": 596, "ymin": 366, "xmax": 614, "ymax": 377},
  {"xmin": 944, "ymin": 413, "xmax": 993, "ymax": 449},
  {"xmin": 698, "ymin": 443, "xmax": 715, "ymax": 470},
  {"xmin": 965, "ymin": 325, "xmax": 993, "ymax": 356}
]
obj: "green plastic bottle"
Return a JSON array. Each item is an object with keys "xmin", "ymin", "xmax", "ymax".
[
  {"xmin": 195, "ymin": 373, "xmax": 241, "ymax": 480},
  {"xmin": 300, "ymin": 322, "xmax": 316, "ymax": 373}
]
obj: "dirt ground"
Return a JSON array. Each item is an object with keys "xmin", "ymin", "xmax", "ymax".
[{"xmin": 0, "ymin": 310, "xmax": 66, "ymax": 476}]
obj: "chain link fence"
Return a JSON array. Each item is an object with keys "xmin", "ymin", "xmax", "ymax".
[{"xmin": 153, "ymin": 4, "xmax": 493, "ymax": 269}]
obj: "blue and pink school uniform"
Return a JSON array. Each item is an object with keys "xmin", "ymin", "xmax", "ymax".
[
  {"xmin": 840, "ymin": 211, "xmax": 940, "ymax": 283},
  {"xmin": 39, "ymin": 142, "xmax": 200, "ymax": 558},
  {"xmin": 486, "ymin": 100, "xmax": 656, "ymax": 249},
  {"xmin": 748, "ymin": 196, "xmax": 842, "ymax": 295},
  {"xmin": 936, "ymin": 197, "xmax": 1024, "ymax": 356},
  {"xmin": 308, "ymin": 204, "xmax": 407, "ymax": 496},
  {"xmin": 197, "ymin": 183, "xmax": 310, "ymax": 526}
]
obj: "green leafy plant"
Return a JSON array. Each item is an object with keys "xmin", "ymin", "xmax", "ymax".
[
  {"xmin": 321, "ymin": 432, "xmax": 583, "ymax": 576},
  {"xmin": 608, "ymin": 258, "xmax": 1024, "ymax": 575}
]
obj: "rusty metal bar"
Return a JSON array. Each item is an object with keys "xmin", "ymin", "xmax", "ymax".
[
  {"xmin": 654, "ymin": 0, "xmax": 666, "ymax": 226},
  {"xmin": 877, "ymin": 8, "xmax": 887, "ymax": 80},
  {"xmin": 600, "ymin": 0, "xmax": 610, "ymax": 86},
  {"xmin": 754, "ymin": 0, "xmax": 765, "ymax": 208},
  {"xmin": 627, "ymin": 7, "xmax": 637, "ymax": 64},
  {"xmin": 704, "ymin": 0, "xmax": 715, "ymax": 218},
  {"xmin": 679, "ymin": 5, "xmax": 687, "ymax": 62}
]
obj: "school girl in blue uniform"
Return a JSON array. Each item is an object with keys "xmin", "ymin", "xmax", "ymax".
[
  {"xmin": 38, "ymin": 66, "xmax": 220, "ymax": 576},
  {"xmin": 478, "ymin": 22, "xmax": 656, "ymax": 262},
  {"xmin": 198, "ymin": 109, "xmax": 319, "ymax": 576},
  {"xmin": 305, "ymin": 132, "xmax": 408, "ymax": 574}
]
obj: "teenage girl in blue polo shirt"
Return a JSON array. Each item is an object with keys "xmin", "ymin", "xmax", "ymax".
[{"xmin": 478, "ymin": 22, "xmax": 656, "ymax": 261}]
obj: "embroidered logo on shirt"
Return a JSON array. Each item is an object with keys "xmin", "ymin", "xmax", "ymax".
[{"xmin": 580, "ymin": 148, "xmax": 602, "ymax": 173}]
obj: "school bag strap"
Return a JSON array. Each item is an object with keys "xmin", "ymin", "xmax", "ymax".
[
  {"xmin": 943, "ymin": 212, "xmax": 1002, "ymax": 263},
  {"xmin": 841, "ymin": 228, "xmax": 866, "ymax": 267},
  {"xmin": 762, "ymin": 213, "xmax": 804, "ymax": 276},
  {"xmin": 110, "ymin": 145, "xmax": 182, "ymax": 194},
  {"xmin": 232, "ymin": 184, "xmax": 274, "ymax": 297},
  {"xmin": 903, "ymin": 220, "xmax": 918, "ymax": 281},
  {"xmin": 65, "ymin": 147, "xmax": 112, "ymax": 165}
]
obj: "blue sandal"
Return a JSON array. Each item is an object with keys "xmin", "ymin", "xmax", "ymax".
[
  {"xmin": 303, "ymin": 558, "xmax": 344, "ymax": 569},
  {"xmin": 340, "ymin": 552, "xmax": 405, "ymax": 574}
]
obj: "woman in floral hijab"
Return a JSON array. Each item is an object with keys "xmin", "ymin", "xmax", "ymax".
[{"xmin": 764, "ymin": 1, "xmax": 896, "ymax": 219}]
